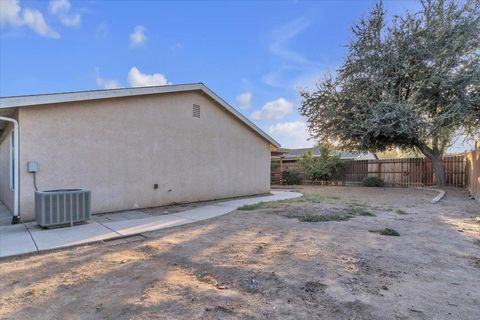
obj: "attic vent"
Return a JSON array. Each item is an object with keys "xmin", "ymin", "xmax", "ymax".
[{"xmin": 192, "ymin": 104, "xmax": 200, "ymax": 118}]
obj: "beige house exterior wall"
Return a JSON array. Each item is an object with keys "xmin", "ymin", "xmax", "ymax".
[
  {"xmin": 0, "ymin": 122, "xmax": 14, "ymax": 212},
  {"xmin": 18, "ymin": 91, "xmax": 271, "ymax": 221}
]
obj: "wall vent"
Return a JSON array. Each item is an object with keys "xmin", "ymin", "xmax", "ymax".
[{"xmin": 192, "ymin": 104, "xmax": 200, "ymax": 118}]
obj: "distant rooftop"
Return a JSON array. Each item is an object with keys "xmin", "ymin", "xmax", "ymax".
[{"xmin": 273, "ymin": 147, "xmax": 377, "ymax": 160}]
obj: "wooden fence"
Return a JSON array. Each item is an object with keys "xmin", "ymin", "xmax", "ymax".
[
  {"xmin": 466, "ymin": 140, "xmax": 480, "ymax": 201},
  {"xmin": 271, "ymin": 155, "xmax": 467, "ymax": 187}
]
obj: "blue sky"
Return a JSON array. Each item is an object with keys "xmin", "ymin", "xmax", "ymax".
[{"xmin": 0, "ymin": 0, "xmax": 441, "ymax": 149}]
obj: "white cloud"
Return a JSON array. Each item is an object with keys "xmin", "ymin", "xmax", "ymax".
[
  {"xmin": 22, "ymin": 8, "xmax": 59, "ymax": 38},
  {"xmin": 97, "ymin": 78, "xmax": 121, "ymax": 90},
  {"xmin": 49, "ymin": 0, "xmax": 70, "ymax": 15},
  {"xmin": 95, "ymin": 69, "xmax": 121, "ymax": 89},
  {"xmin": 251, "ymin": 98, "xmax": 293, "ymax": 121},
  {"xmin": 0, "ymin": 0, "xmax": 22, "ymax": 26},
  {"xmin": 0, "ymin": 0, "xmax": 59, "ymax": 38},
  {"xmin": 235, "ymin": 92, "xmax": 252, "ymax": 110},
  {"xmin": 59, "ymin": 13, "xmax": 80, "ymax": 27},
  {"xmin": 94, "ymin": 67, "xmax": 171, "ymax": 89},
  {"xmin": 268, "ymin": 121, "xmax": 314, "ymax": 148},
  {"xmin": 127, "ymin": 67, "xmax": 170, "ymax": 87},
  {"xmin": 48, "ymin": 0, "xmax": 81, "ymax": 28},
  {"xmin": 130, "ymin": 25, "xmax": 146, "ymax": 47}
]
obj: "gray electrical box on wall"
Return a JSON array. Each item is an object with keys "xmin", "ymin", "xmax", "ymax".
[{"xmin": 28, "ymin": 161, "xmax": 38, "ymax": 173}]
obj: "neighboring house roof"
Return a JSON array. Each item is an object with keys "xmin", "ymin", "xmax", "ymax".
[
  {"xmin": 0, "ymin": 83, "xmax": 280, "ymax": 147},
  {"xmin": 271, "ymin": 147, "xmax": 290, "ymax": 157},
  {"xmin": 275, "ymin": 147, "xmax": 377, "ymax": 160}
]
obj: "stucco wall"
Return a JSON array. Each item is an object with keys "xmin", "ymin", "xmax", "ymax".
[
  {"xmin": 0, "ymin": 124, "xmax": 14, "ymax": 212},
  {"xmin": 18, "ymin": 91, "xmax": 271, "ymax": 221}
]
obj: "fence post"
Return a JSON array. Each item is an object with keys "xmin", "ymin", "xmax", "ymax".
[
  {"xmin": 421, "ymin": 158, "xmax": 426, "ymax": 187},
  {"xmin": 279, "ymin": 157, "xmax": 283, "ymax": 185},
  {"xmin": 378, "ymin": 161, "xmax": 382, "ymax": 179}
]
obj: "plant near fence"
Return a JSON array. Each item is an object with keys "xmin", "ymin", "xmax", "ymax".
[
  {"xmin": 299, "ymin": 144, "xmax": 344, "ymax": 182},
  {"xmin": 282, "ymin": 170, "xmax": 302, "ymax": 185},
  {"xmin": 362, "ymin": 176, "xmax": 384, "ymax": 187}
]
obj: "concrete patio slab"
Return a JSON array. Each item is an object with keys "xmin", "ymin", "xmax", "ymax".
[
  {"xmin": 0, "ymin": 224, "xmax": 37, "ymax": 258},
  {"xmin": 0, "ymin": 191, "xmax": 303, "ymax": 259},
  {"xmin": 28, "ymin": 222, "xmax": 119, "ymax": 251},
  {"xmin": 101, "ymin": 215, "xmax": 193, "ymax": 236}
]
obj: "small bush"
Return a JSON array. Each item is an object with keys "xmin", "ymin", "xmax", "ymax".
[
  {"xmin": 299, "ymin": 144, "xmax": 344, "ymax": 182},
  {"xmin": 369, "ymin": 228, "xmax": 400, "ymax": 236},
  {"xmin": 395, "ymin": 209, "xmax": 408, "ymax": 215},
  {"xmin": 362, "ymin": 176, "xmax": 384, "ymax": 187},
  {"xmin": 380, "ymin": 228, "xmax": 400, "ymax": 236},
  {"xmin": 282, "ymin": 170, "xmax": 302, "ymax": 185},
  {"xmin": 347, "ymin": 206, "xmax": 375, "ymax": 216}
]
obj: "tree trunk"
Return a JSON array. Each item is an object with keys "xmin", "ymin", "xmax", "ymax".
[
  {"xmin": 430, "ymin": 154, "xmax": 446, "ymax": 187},
  {"xmin": 418, "ymin": 144, "xmax": 446, "ymax": 187}
]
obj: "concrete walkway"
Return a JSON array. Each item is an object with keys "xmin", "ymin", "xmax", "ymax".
[{"xmin": 0, "ymin": 191, "xmax": 302, "ymax": 258}]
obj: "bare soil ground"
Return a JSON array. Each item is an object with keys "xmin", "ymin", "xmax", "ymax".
[{"xmin": 0, "ymin": 186, "xmax": 479, "ymax": 320}]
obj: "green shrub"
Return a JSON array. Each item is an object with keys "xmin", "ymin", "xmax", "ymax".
[
  {"xmin": 282, "ymin": 170, "xmax": 302, "ymax": 185},
  {"xmin": 347, "ymin": 206, "xmax": 375, "ymax": 216},
  {"xmin": 380, "ymin": 228, "xmax": 400, "ymax": 236},
  {"xmin": 369, "ymin": 228, "xmax": 400, "ymax": 236},
  {"xmin": 362, "ymin": 176, "xmax": 384, "ymax": 187},
  {"xmin": 299, "ymin": 144, "xmax": 344, "ymax": 182},
  {"xmin": 237, "ymin": 203, "xmax": 265, "ymax": 210}
]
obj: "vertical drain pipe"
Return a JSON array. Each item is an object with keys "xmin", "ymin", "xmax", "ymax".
[{"xmin": 0, "ymin": 116, "xmax": 20, "ymax": 224}]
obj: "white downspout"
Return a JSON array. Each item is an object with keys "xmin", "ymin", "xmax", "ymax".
[{"xmin": 0, "ymin": 116, "xmax": 20, "ymax": 223}]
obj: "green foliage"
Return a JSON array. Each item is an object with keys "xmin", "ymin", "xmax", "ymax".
[
  {"xmin": 347, "ymin": 206, "xmax": 375, "ymax": 216},
  {"xmin": 300, "ymin": 214, "xmax": 351, "ymax": 222},
  {"xmin": 380, "ymin": 228, "xmax": 400, "ymax": 236},
  {"xmin": 282, "ymin": 169, "xmax": 302, "ymax": 185},
  {"xmin": 300, "ymin": 205, "xmax": 375, "ymax": 222},
  {"xmin": 237, "ymin": 203, "xmax": 266, "ymax": 210},
  {"xmin": 237, "ymin": 198, "xmax": 297, "ymax": 210},
  {"xmin": 300, "ymin": 0, "xmax": 480, "ymax": 185},
  {"xmin": 370, "ymin": 228, "xmax": 400, "ymax": 236},
  {"xmin": 362, "ymin": 176, "xmax": 385, "ymax": 187},
  {"xmin": 299, "ymin": 144, "xmax": 344, "ymax": 182}
]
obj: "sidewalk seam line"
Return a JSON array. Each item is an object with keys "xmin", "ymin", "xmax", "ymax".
[
  {"xmin": 25, "ymin": 224, "xmax": 39, "ymax": 252},
  {"xmin": 97, "ymin": 222, "xmax": 123, "ymax": 236}
]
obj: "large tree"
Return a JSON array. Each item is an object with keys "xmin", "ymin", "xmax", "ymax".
[{"xmin": 300, "ymin": 0, "xmax": 479, "ymax": 186}]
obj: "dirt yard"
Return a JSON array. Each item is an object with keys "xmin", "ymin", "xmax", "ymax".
[{"xmin": 0, "ymin": 187, "xmax": 479, "ymax": 320}]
